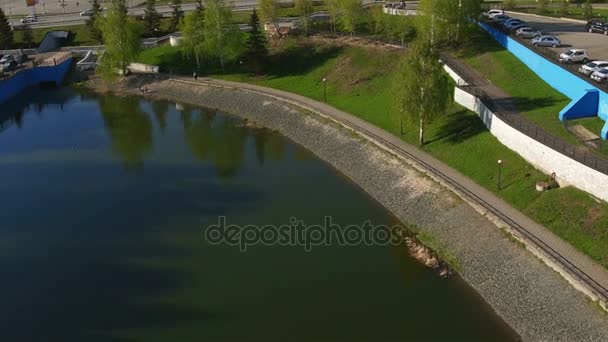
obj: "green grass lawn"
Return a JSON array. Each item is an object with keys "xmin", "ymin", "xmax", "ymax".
[
  {"xmin": 13, "ymin": 24, "xmax": 97, "ymax": 48},
  {"xmin": 137, "ymin": 38, "xmax": 608, "ymax": 269}
]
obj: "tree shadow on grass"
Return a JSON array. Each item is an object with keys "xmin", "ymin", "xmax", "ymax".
[
  {"xmin": 510, "ymin": 95, "xmax": 564, "ymax": 112},
  {"xmin": 427, "ymin": 109, "xmax": 487, "ymax": 145}
]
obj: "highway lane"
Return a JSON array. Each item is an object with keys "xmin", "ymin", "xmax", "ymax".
[
  {"xmin": 2, "ymin": 0, "xmax": 412, "ymax": 29},
  {"xmin": 507, "ymin": 11, "xmax": 608, "ymax": 61}
]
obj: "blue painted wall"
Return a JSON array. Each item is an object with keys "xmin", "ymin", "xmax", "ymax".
[
  {"xmin": 0, "ymin": 58, "xmax": 73, "ymax": 104},
  {"xmin": 480, "ymin": 23, "xmax": 608, "ymax": 139},
  {"xmin": 560, "ymin": 89, "xmax": 599, "ymax": 121}
]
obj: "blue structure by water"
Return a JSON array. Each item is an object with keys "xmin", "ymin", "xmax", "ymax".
[
  {"xmin": 479, "ymin": 22, "xmax": 608, "ymax": 139},
  {"xmin": 0, "ymin": 58, "xmax": 73, "ymax": 104}
]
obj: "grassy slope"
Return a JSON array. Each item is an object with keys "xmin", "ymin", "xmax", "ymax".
[{"xmin": 137, "ymin": 39, "xmax": 608, "ymax": 268}]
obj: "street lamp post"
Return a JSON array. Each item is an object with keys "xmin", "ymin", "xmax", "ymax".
[
  {"xmin": 322, "ymin": 78, "xmax": 327, "ymax": 103},
  {"xmin": 497, "ymin": 159, "xmax": 503, "ymax": 190}
]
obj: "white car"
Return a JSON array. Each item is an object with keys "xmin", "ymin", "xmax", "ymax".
[
  {"xmin": 80, "ymin": 9, "xmax": 94, "ymax": 17},
  {"xmin": 20, "ymin": 15, "xmax": 37, "ymax": 24},
  {"xmin": 0, "ymin": 54, "xmax": 14, "ymax": 64},
  {"xmin": 485, "ymin": 9, "xmax": 504, "ymax": 18},
  {"xmin": 516, "ymin": 27, "xmax": 542, "ymax": 38},
  {"xmin": 579, "ymin": 61, "xmax": 608, "ymax": 76},
  {"xmin": 591, "ymin": 68, "xmax": 608, "ymax": 83},
  {"xmin": 558, "ymin": 49, "xmax": 589, "ymax": 64}
]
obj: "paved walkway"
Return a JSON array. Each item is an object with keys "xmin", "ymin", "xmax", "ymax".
[{"xmin": 171, "ymin": 75, "xmax": 608, "ymax": 306}]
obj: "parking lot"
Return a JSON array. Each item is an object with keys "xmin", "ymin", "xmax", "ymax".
[{"xmin": 507, "ymin": 12, "xmax": 608, "ymax": 61}]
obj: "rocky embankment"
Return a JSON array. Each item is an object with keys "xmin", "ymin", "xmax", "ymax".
[{"xmin": 84, "ymin": 75, "xmax": 608, "ymax": 342}]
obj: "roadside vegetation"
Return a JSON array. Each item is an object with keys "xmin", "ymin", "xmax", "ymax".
[{"xmin": 101, "ymin": 0, "xmax": 608, "ymax": 267}]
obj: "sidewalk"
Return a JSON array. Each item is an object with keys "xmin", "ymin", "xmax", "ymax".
[{"xmin": 172, "ymin": 75, "xmax": 608, "ymax": 306}]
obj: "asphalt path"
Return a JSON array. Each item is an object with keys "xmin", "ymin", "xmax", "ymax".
[{"xmin": 507, "ymin": 11, "xmax": 608, "ymax": 61}]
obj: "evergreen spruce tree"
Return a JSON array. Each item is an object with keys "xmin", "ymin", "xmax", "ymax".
[
  {"xmin": 0, "ymin": 8, "xmax": 13, "ymax": 50},
  {"xmin": 169, "ymin": 0, "xmax": 184, "ymax": 32},
  {"xmin": 245, "ymin": 9, "xmax": 267, "ymax": 75},
  {"xmin": 144, "ymin": 0, "xmax": 161, "ymax": 37},
  {"xmin": 87, "ymin": 0, "xmax": 103, "ymax": 43}
]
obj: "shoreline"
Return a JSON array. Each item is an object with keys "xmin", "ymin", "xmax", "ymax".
[{"xmin": 83, "ymin": 74, "xmax": 608, "ymax": 342}]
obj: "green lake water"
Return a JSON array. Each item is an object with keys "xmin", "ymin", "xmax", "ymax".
[{"xmin": 0, "ymin": 88, "xmax": 519, "ymax": 341}]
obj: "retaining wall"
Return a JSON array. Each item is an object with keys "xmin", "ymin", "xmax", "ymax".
[
  {"xmin": 0, "ymin": 57, "xmax": 73, "ymax": 104},
  {"xmin": 479, "ymin": 22, "xmax": 608, "ymax": 139},
  {"xmin": 454, "ymin": 86, "xmax": 608, "ymax": 202}
]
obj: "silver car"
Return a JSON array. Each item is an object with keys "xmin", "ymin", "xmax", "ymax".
[
  {"xmin": 579, "ymin": 61, "xmax": 608, "ymax": 76},
  {"xmin": 591, "ymin": 68, "xmax": 608, "ymax": 83},
  {"xmin": 516, "ymin": 27, "xmax": 542, "ymax": 39},
  {"xmin": 531, "ymin": 35, "xmax": 561, "ymax": 48}
]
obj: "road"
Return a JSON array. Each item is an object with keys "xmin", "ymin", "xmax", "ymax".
[
  {"xmin": 2, "ymin": 0, "xmax": 416, "ymax": 29},
  {"xmin": 1, "ymin": 0, "xmax": 260, "ymax": 27},
  {"xmin": 507, "ymin": 11, "xmax": 608, "ymax": 61}
]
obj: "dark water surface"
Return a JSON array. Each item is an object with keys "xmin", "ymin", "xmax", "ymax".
[{"xmin": 0, "ymin": 88, "xmax": 519, "ymax": 341}]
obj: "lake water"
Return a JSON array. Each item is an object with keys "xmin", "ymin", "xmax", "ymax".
[{"xmin": 0, "ymin": 88, "xmax": 519, "ymax": 341}]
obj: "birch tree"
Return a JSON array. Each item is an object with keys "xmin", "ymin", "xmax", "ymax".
[
  {"xmin": 392, "ymin": 42, "xmax": 452, "ymax": 145},
  {"xmin": 203, "ymin": 0, "xmax": 244, "ymax": 70},
  {"xmin": 180, "ymin": 8, "xmax": 205, "ymax": 69}
]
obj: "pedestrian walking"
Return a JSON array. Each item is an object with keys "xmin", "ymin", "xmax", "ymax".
[{"xmin": 193, "ymin": 71, "xmax": 197, "ymax": 80}]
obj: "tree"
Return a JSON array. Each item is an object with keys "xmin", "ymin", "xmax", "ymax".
[
  {"xmin": 503, "ymin": 0, "xmax": 515, "ymax": 10},
  {"xmin": 392, "ymin": 42, "xmax": 452, "ymax": 145},
  {"xmin": 538, "ymin": 0, "xmax": 548, "ymax": 13},
  {"xmin": 169, "ymin": 0, "xmax": 184, "ymax": 32},
  {"xmin": 203, "ymin": 0, "xmax": 245, "ymax": 70},
  {"xmin": 370, "ymin": 5, "xmax": 385, "ymax": 37},
  {"xmin": 295, "ymin": 0, "xmax": 313, "ymax": 34},
  {"xmin": 180, "ymin": 8, "xmax": 205, "ymax": 69},
  {"xmin": 98, "ymin": 0, "xmax": 142, "ymax": 78},
  {"xmin": 327, "ymin": 0, "xmax": 340, "ymax": 33},
  {"xmin": 418, "ymin": 0, "xmax": 482, "ymax": 47},
  {"xmin": 584, "ymin": 0, "xmax": 593, "ymax": 19},
  {"xmin": 195, "ymin": 0, "xmax": 205, "ymax": 15},
  {"xmin": 21, "ymin": 25, "xmax": 34, "ymax": 49},
  {"xmin": 245, "ymin": 9, "xmax": 268, "ymax": 75},
  {"xmin": 259, "ymin": 0, "xmax": 280, "ymax": 37},
  {"xmin": 0, "ymin": 8, "xmax": 13, "ymax": 50},
  {"xmin": 144, "ymin": 0, "xmax": 161, "ymax": 37},
  {"xmin": 87, "ymin": 0, "xmax": 103, "ymax": 43},
  {"xmin": 560, "ymin": 0, "xmax": 569, "ymax": 17},
  {"xmin": 338, "ymin": 0, "xmax": 363, "ymax": 35}
]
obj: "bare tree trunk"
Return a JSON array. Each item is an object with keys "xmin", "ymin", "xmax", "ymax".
[
  {"xmin": 419, "ymin": 116, "xmax": 424, "ymax": 146},
  {"xmin": 195, "ymin": 53, "xmax": 200, "ymax": 70}
]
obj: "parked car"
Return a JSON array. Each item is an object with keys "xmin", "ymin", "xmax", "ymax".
[
  {"xmin": 13, "ymin": 54, "xmax": 27, "ymax": 64},
  {"xmin": 586, "ymin": 19, "xmax": 608, "ymax": 35},
  {"xmin": 20, "ymin": 15, "xmax": 37, "ymax": 24},
  {"xmin": 484, "ymin": 9, "xmax": 504, "ymax": 18},
  {"xmin": 508, "ymin": 22, "xmax": 528, "ymax": 31},
  {"xmin": 491, "ymin": 14, "xmax": 510, "ymax": 23},
  {"xmin": 0, "ymin": 54, "xmax": 14, "ymax": 64},
  {"xmin": 591, "ymin": 68, "xmax": 608, "ymax": 82},
  {"xmin": 80, "ymin": 9, "xmax": 94, "ymax": 17},
  {"xmin": 579, "ymin": 61, "xmax": 608, "ymax": 76},
  {"xmin": 559, "ymin": 49, "xmax": 589, "ymax": 64},
  {"xmin": 531, "ymin": 35, "xmax": 561, "ymax": 48},
  {"xmin": 516, "ymin": 27, "xmax": 542, "ymax": 38},
  {"xmin": 0, "ymin": 60, "xmax": 17, "ymax": 72}
]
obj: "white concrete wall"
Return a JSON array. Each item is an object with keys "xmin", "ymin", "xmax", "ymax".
[{"xmin": 454, "ymin": 87, "xmax": 608, "ymax": 202}]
